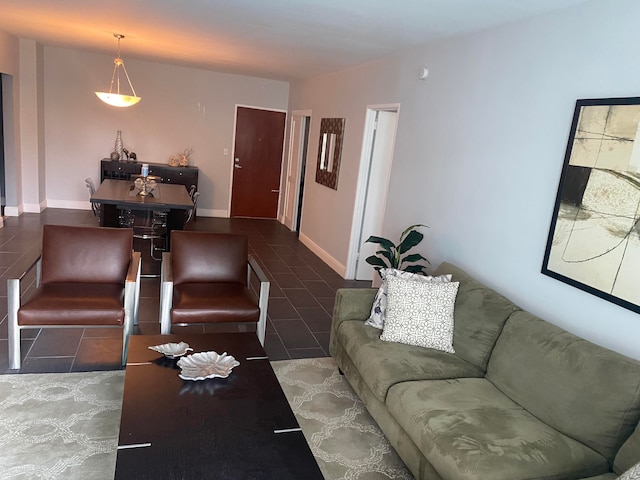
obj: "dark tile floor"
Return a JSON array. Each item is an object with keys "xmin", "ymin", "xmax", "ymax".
[{"xmin": 0, "ymin": 209, "xmax": 369, "ymax": 373}]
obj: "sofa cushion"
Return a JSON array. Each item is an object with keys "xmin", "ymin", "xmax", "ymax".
[
  {"xmin": 171, "ymin": 231, "xmax": 248, "ymax": 285},
  {"xmin": 365, "ymin": 269, "xmax": 452, "ymax": 329},
  {"xmin": 380, "ymin": 276, "xmax": 458, "ymax": 353},
  {"xmin": 432, "ymin": 262, "xmax": 519, "ymax": 371},
  {"xmin": 336, "ymin": 320, "xmax": 483, "ymax": 403},
  {"xmin": 386, "ymin": 378, "xmax": 609, "ymax": 480},
  {"xmin": 486, "ymin": 311, "xmax": 640, "ymax": 463},
  {"xmin": 614, "ymin": 422, "xmax": 640, "ymax": 475},
  {"xmin": 18, "ymin": 283, "xmax": 125, "ymax": 326},
  {"xmin": 41, "ymin": 224, "xmax": 133, "ymax": 284},
  {"xmin": 172, "ymin": 283, "xmax": 259, "ymax": 324}
]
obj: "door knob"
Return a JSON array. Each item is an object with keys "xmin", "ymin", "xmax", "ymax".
[{"xmin": 234, "ymin": 164, "xmax": 242, "ymax": 169}]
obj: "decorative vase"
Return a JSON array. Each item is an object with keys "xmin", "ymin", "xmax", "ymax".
[{"xmin": 114, "ymin": 130, "xmax": 124, "ymax": 161}]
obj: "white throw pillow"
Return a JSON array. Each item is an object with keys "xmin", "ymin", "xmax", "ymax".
[
  {"xmin": 380, "ymin": 275, "xmax": 458, "ymax": 353},
  {"xmin": 618, "ymin": 462, "xmax": 640, "ymax": 480},
  {"xmin": 365, "ymin": 269, "xmax": 452, "ymax": 329}
]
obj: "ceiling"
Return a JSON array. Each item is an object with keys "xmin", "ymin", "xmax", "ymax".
[{"xmin": 0, "ymin": 0, "xmax": 591, "ymax": 81}]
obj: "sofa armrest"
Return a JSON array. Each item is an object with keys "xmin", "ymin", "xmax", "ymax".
[{"xmin": 329, "ymin": 288, "xmax": 377, "ymax": 357}]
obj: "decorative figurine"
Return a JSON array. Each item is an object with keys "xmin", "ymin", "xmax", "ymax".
[{"xmin": 114, "ymin": 130, "xmax": 124, "ymax": 161}]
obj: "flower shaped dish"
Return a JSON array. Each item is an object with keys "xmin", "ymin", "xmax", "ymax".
[
  {"xmin": 177, "ymin": 351, "xmax": 240, "ymax": 381},
  {"xmin": 148, "ymin": 341, "xmax": 193, "ymax": 358}
]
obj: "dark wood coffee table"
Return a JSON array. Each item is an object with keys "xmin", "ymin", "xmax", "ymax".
[{"xmin": 115, "ymin": 333, "xmax": 324, "ymax": 479}]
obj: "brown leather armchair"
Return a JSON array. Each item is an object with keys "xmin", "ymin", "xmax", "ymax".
[
  {"xmin": 7, "ymin": 224, "xmax": 141, "ymax": 370},
  {"xmin": 159, "ymin": 231, "xmax": 269, "ymax": 345}
]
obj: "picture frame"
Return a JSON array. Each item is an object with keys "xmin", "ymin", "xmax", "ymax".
[
  {"xmin": 542, "ymin": 97, "xmax": 640, "ymax": 314},
  {"xmin": 315, "ymin": 118, "xmax": 345, "ymax": 190}
]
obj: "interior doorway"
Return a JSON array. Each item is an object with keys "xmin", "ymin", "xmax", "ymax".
[
  {"xmin": 347, "ymin": 105, "xmax": 400, "ymax": 281},
  {"xmin": 230, "ymin": 106, "xmax": 286, "ymax": 218},
  {"xmin": 282, "ymin": 110, "xmax": 311, "ymax": 233}
]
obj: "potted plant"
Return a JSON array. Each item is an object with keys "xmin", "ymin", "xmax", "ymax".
[{"xmin": 365, "ymin": 224, "xmax": 430, "ymax": 278}]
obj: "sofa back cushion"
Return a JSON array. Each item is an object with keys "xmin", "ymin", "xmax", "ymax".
[
  {"xmin": 487, "ymin": 311, "xmax": 640, "ymax": 462},
  {"xmin": 41, "ymin": 224, "xmax": 133, "ymax": 284},
  {"xmin": 433, "ymin": 262, "xmax": 519, "ymax": 370}
]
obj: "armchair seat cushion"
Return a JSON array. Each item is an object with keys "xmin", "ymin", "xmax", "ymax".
[
  {"xmin": 171, "ymin": 283, "xmax": 259, "ymax": 324},
  {"xmin": 18, "ymin": 283, "xmax": 125, "ymax": 326}
]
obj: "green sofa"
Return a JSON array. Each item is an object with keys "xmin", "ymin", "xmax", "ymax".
[{"xmin": 329, "ymin": 262, "xmax": 640, "ymax": 480}]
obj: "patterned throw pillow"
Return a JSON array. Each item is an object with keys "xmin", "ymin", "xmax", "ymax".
[
  {"xmin": 380, "ymin": 274, "xmax": 459, "ymax": 353},
  {"xmin": 365, "ymin": 269, "xmax": 452, "ymax": 329},
  {"xmin": 618, "ymin": 462, "xmax": 640, "ymax": 480}
]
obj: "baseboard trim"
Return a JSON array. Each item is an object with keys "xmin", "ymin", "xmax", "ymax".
[
  {"xmin": 46, "ymin": 200, "xmax": 90, "ymax": 210},
  {"xmin": 195, "ymin": 208, "xmax": 228, "ymax": 218},
  {"xmin": 299, "ymin": 232, "xmax": 346, "ymax": 278}
]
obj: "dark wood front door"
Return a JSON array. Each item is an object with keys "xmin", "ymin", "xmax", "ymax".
[{"xmin": 231, "ymin": 107, "xmax": 286, "ymax": 218}]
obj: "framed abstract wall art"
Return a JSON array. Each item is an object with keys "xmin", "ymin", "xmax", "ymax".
[{"xmin": 542, "ymin": 97, "xmax": 640, "ymax": 313}]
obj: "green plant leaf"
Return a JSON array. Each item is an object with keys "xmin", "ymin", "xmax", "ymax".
[
  {"xmin": 398, "ymin": 230, "xmax": 424, "ymax": 254},
  {"xmin": 401, "ymin": 253, "xmax": 428, "ymax": 263},
  {"xmin": 399, "ymin": 223, "xmax": 428, "ymax": 240},
  {"xmin": 365, "ymin": 236, "xmax": 395, "ymax": 251},
  {"xmin": 365, "ymin": 255, "xmax": 388, "ymax": 268},
  {"xmin": 379, "ymin": 249, "xmax": 397, "ymax": 268},
  {"xmin": 403, "ymin": 264, "xmax": 427, "ymax": 274}
]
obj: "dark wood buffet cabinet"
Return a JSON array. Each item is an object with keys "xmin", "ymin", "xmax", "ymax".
[{"xmin": 100, "ymin": 159, "xmax": 198, "ymax": 191}]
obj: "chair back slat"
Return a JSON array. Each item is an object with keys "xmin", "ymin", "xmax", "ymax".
[
  {"xmin": 40, "ymin": 225, "xmax": 133, "ymax": 284},
  {"xmin": 171, "ymin": 231, "xmax": 247, "ymax": 285}
]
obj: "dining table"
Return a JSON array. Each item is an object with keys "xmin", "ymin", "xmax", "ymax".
[{"xmin": 90, "ymin": 178, "xmax": 195, "ymax": 233}]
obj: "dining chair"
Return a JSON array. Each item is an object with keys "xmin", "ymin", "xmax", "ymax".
[
  {"xmin": 119, "ymin": 208, "xmax": 168, "ymax": 262},
  {"xmin": 159, "ymin": 231, "xmax": 270, "ymax": 345},
  {"xmin": 85, "ymin": 177, "xmax": 101, "ymax": 219},
  {"xmin": 7, "ymin": 224, "xmax": 141, "ymax": 370}
]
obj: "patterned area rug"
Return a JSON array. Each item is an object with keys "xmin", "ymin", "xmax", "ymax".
[
  {"xmin": 0, "ymin": 370, "xmax": 124, "ymax": 480},
  {"xmin": 272, "ymin": 357, "xmax": 413, "ymax": 480},
  {"xmin": 0, "ymin": 358, "xmax": 412, "ymax": 479}
]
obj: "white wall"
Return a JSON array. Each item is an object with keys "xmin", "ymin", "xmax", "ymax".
[
  {"xmin": 290, "ymin": 0, "xmax": 640, "ymax": 360},
  {"xmin": 19, "ymin": 39, "xmax": 45, "ymax": 213},
  {"xmin": 42, "ymin": 46, "xmax": 289, "ymax": 215},
  {"xmin": 0, "ymin": 31, "xmax": 21, "ymax": 215}
]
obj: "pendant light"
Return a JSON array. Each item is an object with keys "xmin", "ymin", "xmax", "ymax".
[{"xmin": 95, "ymin": 33, "xmax": 141, "ymax": 107}]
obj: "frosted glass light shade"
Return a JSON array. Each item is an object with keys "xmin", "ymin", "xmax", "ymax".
[{"xmin": 95, "ymin": 92, "xmax": 141, "ymax": 107}]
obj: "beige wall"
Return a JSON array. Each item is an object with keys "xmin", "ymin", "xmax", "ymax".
[{"xmin": 42, "ymin": 46, "xmax": 289, "ymax": 216}]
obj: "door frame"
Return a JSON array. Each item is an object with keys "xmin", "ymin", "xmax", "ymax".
[
  {"xmin": 227, "ymin": 104, "xmax": 288, "ymax": 217},
  {"xmin": 280, "ymin": 109, "xmax": 312, "ymax": 231},
  {"xmin": 346, "ymin": 103, "xmax": 400, "ymax": 280}
]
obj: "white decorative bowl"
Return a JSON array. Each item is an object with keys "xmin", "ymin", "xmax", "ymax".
[
  {"xmin": 177, "ymin": 351, "xmax": 240, "ymax": 381},
  {"xmin": 148, "ymin": 341, "xmax": 193, "ymax": 358}
]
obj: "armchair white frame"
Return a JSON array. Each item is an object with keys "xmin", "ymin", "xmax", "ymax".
[
  {"xmin": 7, "ymin": 251, "xmax": 141, "ymax": 370},
  {"xmin": 159, "ymin": 253, "xmax": 269, "ymax": 346}
]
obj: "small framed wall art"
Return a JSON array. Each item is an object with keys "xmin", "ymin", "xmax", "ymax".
[{"xmin": 315, "ymin": 117, "xmax": 345, "ymax": 190}]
